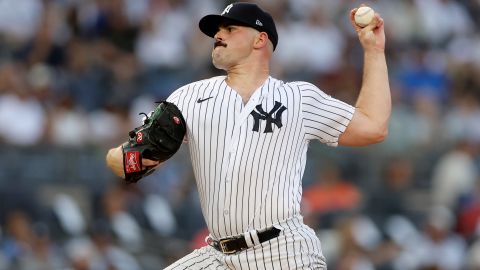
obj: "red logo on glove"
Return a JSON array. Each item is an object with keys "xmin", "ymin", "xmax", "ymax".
[
  {"xmin": 136, "ymin": 132, "xmax": 143, "ymax": 143},
  {"xmin": 173, "ymin": 116, "xmax": 181, "ymax": 125},
  {"xmin": 125, "ymin": 151, "xmax": 141, "ymax": 173}
]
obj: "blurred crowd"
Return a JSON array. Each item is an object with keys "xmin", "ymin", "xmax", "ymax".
[{"xmin": 0, "ymin": 0, "xmax": 480, "ymax": 269}]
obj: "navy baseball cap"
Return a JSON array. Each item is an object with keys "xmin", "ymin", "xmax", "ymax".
[{"xmin": 199, "ymin": 2, "xmax": 278, "ymax": 50}]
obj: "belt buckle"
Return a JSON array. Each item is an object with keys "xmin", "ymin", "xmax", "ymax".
[{"xmin": 219, "ymin": 238, "xmax": 236, "ymax": 255}]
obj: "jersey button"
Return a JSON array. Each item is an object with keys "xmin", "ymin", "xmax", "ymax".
[{"xmin": 224, "ymin": 210, "xmax": 229, "ymax": 215}]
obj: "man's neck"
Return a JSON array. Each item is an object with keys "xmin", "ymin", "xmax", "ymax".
[{"xmin": 226, "ymin": 66, "xmax": 269, "ymax": 104}]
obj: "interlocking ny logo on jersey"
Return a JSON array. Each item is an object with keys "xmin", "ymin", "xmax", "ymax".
[{"xmin": 250, "ymin": 101, "xmax": 287, "ymax": 133}]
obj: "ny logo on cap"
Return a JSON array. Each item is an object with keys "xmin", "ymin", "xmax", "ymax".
[{"xmin": 221, "ymin": 4, "xmax": 233, "ymax": 15}]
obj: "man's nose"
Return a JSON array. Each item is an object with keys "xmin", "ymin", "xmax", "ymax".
[{"xmin": 214, "ymin": 29, "xmax": 225, "ymax": 41}]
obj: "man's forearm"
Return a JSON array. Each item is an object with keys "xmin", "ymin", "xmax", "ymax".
[{"xmin": 356, "ymin": 50, "xmax": 391, "ymax": 134}]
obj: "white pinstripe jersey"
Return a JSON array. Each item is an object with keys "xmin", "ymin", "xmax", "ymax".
[{"xmin": 167, "ymin": 75, "xmax": 355, "ymax": 240}]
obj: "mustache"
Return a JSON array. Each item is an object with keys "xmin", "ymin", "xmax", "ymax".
[{"xmin": 214, "ymin": 41, "xmax": 227, "ymax": 48}]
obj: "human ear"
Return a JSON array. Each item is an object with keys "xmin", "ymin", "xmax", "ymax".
[{"xmin": 253, "ymin": 32, "xmax": 269, "ymax": 49}]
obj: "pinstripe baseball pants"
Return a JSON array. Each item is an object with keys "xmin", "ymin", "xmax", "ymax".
[{"xmin": 165, "ymin": 217, "xmax": 327, "ymax": 269}]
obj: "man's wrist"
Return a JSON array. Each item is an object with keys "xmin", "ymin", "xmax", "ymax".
[{"xmin": 364, "ymin": 49, "xmax": 385, "ymax": 59}]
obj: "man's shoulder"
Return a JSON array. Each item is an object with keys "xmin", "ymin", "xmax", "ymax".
[
  {"xmin": 271, "ymin": 79, "xmax": 321, "ymax": 95},
  {"xmin": 284, "ymin": 80, "xmax": 317, "ymax": 89},
  {"xmin": 184, "ymin": 75, "xmax": 226, "ymax": 88},
  {"xmin": 170, "ymin": 76, "xmax": 225, "ymax": 98}
]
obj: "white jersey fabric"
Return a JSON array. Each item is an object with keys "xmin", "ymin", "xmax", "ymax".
[{"xmin": 165, "ymin": 75, "xmax": 354, "ymax": 269}]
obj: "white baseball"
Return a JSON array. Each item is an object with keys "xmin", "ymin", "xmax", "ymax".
[{"xmin": 354, "ymin": 6, "xmax": 375, "ymax": 27}]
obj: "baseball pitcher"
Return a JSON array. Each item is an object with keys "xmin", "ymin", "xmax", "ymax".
[{"xmin": 106, "ymin": 2, "xmax": 390, "ymax": 269}]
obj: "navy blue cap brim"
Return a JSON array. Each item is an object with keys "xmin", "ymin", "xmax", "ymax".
[{"xmin": 199, "ymin": 15, "xmax": 249, "ymax": 38}]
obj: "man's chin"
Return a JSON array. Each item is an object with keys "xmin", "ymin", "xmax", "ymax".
[{"xmin": 212, "ymin": 58, "xmax": 227, "ymax": 70}]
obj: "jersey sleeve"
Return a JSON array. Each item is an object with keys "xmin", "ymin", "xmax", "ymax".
[
  {"xmin": 166, "ymin": 86, "xmax": 184, "ymax": 104},
  {"xmin": 166, "ymin": 86, "xmax": 188, "ymax": 141},
  {"xmin": 299, "ymin": 82, "xmax": 355, "ymax": 147}
]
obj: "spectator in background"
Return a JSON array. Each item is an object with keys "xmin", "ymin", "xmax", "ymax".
[
  {"xmin": 61, "ymin": 39, "xmax": 112, "ymax": 112},
  {"xmin": 135, "ymin": 0, "xmax": 193, "ymax": 99},
  {"xmin": 395, "ymin": 48, "xmax": 450, "ymax": 105},
  {"xmin": 18, "ymin": 222, "xmax": 67, "ymax": 270},
  {"xmin": 135, "ymin": 0, "xmax": 191, "ymax": 69},
  {"xmin": 431, "ymin": 139, "xmax": 479, "ymax": 210},
  {"xmin": 409, "ymin": 92, "xmax": 443, "ymax": 150},
  {"xmin": 456, "ymin": 180, "xmax": 480, "ymax": 240},
  {"xmin": 414, "ymin": 0, "xmax": 474, "ymax": 46},
  {"xmin": 63, "ymin": 221, "xmax": 142, "ymax": 270},
  {"xmin": 381, "ymin": 85, "xmax": 420, "ymax": 153},
  {"xmin": 48, "ymin": 96, "xmax": 89, "ymax": 147},
  {"xmin": 377, "ymin": 206, "xmax": 467, "ymax": 270},
  {"xmin": 0, "ymin": 64, "xmax": 47, "ymax": 146},
  {"xmin": 366, "ymin": 157, "xmax": 416, "ymax": 229},
  {"xmin": 375, "ymin": 0, "xmax": 420, "ymax": 45},
  {"xmin": 332, "ymin": 215, "xmax": 380, "ymax": 270},
  {"xmin": 64, "ymin": 237, "xmax": 97, "ymax": 270},
  {"xmin": 0, "ymin": 210, "xmax": 35, "ymax": 269},
  {"xmin": 87, "ymin": 104, "xmax": 130, "ymax": 147},
  {"xmin": 0, "ymin": 0, "xmax": 43, "ymax": 44},
  {"xmin": 303, "ymin": 162, "xmax": 362, "ymax": 229},
  {"xmin": 88, "ymin": 220, "xmax": 142, "ymax": 270},
  {"xmin": 467, "ymin": 233, "xmax": 480, "ymax": 270},
  {"xmin": 415, "ymin": 206, "xmax": 467, "ymax": 270},
  {"xmin": 444, "ymin": 94, "xmax": 480, "ymax": 145},
  {"xmin": 97, "ymin": 184, "xmax": 144, "ymax": 253},
  {"xmin": 275, "ymin": 4, "xmax": 346, "ymax": 80}
]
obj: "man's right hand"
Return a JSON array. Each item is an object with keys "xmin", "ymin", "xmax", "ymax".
[
  {"xmin": 106, "ymin": 145, "xmax": 125, "ymax": 178},
  {"xmin": 350, "ymin": 7, "xmax": 386, "ymax": 53},
  {"xmin": 106, "ymin": 145, "xmax": 162, "ymax": 179}
]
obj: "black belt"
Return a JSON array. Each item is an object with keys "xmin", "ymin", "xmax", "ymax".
[{"xmin": 210, "ymin": 227, "xmax": 281, "ymax": 254}]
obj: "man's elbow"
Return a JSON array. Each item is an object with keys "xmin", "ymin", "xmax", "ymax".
[
  {"xmin": 371, "ymin": 126, "xmax": 388, "ymax": 144},
  {"xmin": 339, "ymin": 126, "xmax": 388, "ymax": 146},
  {"xmin": 360, "ymin": 125, "xmax": 388, "ymax": 145}
]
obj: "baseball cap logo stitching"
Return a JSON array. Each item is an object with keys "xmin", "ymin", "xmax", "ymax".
[
  {"xmin": 221, "ymin": 4, "xmax": 233, "ymax": 15},
  {"xmin": 256, "ymin": 19, "xmax": 263, "ymax": 26}
]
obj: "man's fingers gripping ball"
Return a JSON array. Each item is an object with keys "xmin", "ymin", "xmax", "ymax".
[{"xmin": 354, "ymin": 6, "xmax": 375, "ymax": 28}]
